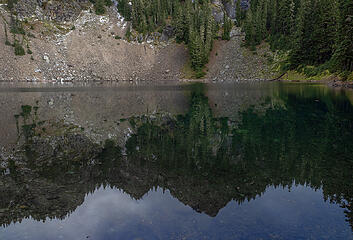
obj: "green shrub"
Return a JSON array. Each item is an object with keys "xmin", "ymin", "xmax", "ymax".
[
  {"xmin": 14, "ymin": 41, "xmax": 25, "ymax": 56},
  {"xmin": 339, "ymin": 71, "xmax": 351, "ymax": 81},
  {"xmin": 195, "ymin": 71, "xmax": 206, "ymax": 79},
  {"xmin": 104, "ymin": 0, "xmax": 112, "ymax": 6},
  {"xmin": 125, "ymin": 27, "xmax": 131, "ymax": 41},
  {"xmin": 347, "ymin": 72, "xmax": 353, "ymax": 82},
  {"xmin": 10, "ymin": 18, "xmax": 25, "ymax": 35},
  {"xmin": 115, "ymin": 35, "xmax": 121, "ymax": 39},
  {"xmin": 7, "ymin": 0, "xmax": 18, "ymax": 10},
  {"xmin": 94, "ymin": 0, "xmax": 106, "ymax": 15},
  {"xmin": 27, "ymin": 32, "xmax": 35, "ymax": 38}
]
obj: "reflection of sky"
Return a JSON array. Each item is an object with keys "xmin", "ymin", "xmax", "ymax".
[{"xmin": 1, "ymin": 185, "xmax": 351, "ymax": 240}]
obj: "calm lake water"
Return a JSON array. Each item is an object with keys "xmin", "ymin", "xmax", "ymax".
[{"xmin": 0, "ymin": 82, "xmax": 352, "ymax": 240}]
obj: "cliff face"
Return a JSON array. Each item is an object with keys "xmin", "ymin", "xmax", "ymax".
[
  {"xmin": 14, "ymin": 0, "xmax": 90, "ymax": 22},
  {"xmin": 222, "ymin": 0, "xmax": 250, "ymax": 20},
  {"xmin": 211, "ymin": 0, "xmax": 251, "ymax": 23},
  {"xmin": 12, "ymin": 0, "xmax": 250, "ymax": 23}
]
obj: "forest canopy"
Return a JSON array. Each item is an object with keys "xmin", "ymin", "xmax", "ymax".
[{"xmin": 241, "ymin": 0, "xmax": 353, "ymax": 75}]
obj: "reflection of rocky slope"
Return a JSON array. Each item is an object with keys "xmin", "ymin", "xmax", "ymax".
[
  {"xmin": 0, "ymin": 83, "xmax": 353, "ymax": 229},
  {"xmin": 0, "ymin": 84, "xmax": 189, "ymax": 148},
  {"xmin": 0, "ymin": 83, "xmax": 274, "ymax": 148}
]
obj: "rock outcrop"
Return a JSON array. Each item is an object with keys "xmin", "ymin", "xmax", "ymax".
[
  {"xmin": 211, "ymin": 0, "xmax": 225, "ymax": 23},
  {"xmin": 12, "ymin": 0, "xmax": 250, "ymax": 23},
  {"xmin": 211, "ymin": 0, "xmax": 250, "ymax": 23},
  {"xmin": 223, "ymin": 0, "xmax": 250, "ymax": 19},
  {"xmin": 14, "ymin": 0, "xmax": 90, "ymax": 22}
]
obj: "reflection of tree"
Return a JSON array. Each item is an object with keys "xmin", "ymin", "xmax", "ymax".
[
  {"xmin": 0, "ymin": 84, "xmax": 352, "ymax": 230},
  {"xmin": 125, "ymin": 84, "xmax": 353, "ymax": 226}
]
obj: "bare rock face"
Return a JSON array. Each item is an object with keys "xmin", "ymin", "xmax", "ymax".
[
  {"xmin": 13, "ymin": 0, "xmax": 38, "ymax": 19},
  {"xmin": 160, "ymin": 25, "xmax": 175, "ymax": 42},
  {"xmin": 212, "ymin": 0, "xmax": 250, "ymax": 23},
  {"xmin": 14, "ymin": 0, "xmax": 90, "ymax": 22},
  {"xmin": 223, "ymin": 0, "xmax": 250, "ymax": 19},
  {"xmin": 223, "ymin": 0, "xmax": 237, "ymax": 19},
  {"xmin": 211, "ymin": 0, "xmax": 225, "ymax": 24}
]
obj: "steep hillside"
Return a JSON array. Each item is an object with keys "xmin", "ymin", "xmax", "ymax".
[{"xmin": 0, "ymin": 0, "xmax": 273, "ymax": 83}]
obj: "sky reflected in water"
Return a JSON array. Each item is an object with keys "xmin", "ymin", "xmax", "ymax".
[
  {"xmin": 1, "ymin": 185, "xmax": 351, "ymax": 240},
  {"xmin": 1, "ymin": 83, "xmax": 353, "ymax": 240}
]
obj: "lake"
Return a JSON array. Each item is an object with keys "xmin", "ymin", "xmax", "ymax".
[{"xmin": 0, "ymin": 82, "xmax": 352, "ymax": 240}]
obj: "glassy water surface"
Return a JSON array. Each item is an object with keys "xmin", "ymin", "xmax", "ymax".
[{"xmin": 0, "ymin": 82, "xmax": 352, "ymax": 240}]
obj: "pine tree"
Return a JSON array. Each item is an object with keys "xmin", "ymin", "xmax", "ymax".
[
  {"xmin": 277, "ymin": 0, "xmax": 295, "ymax": 35},
  {"xmin": 244, "ymin": 7, "xmax": 255, "ymax": 47},
  {"xmin": 222, "ymin": 14, "xmax": 232, "ymax": 40},
  {"xmin": 314, "ymin": 0, "xmax": 337, "ymax": 64},
  {"xmin": 289, "ymin": 0, "xmax": 311, "ymax": 67},
  {"xmin": 331, "ymin": 0, "xmax": 353, "ymax": 71},
  {"xmin": 236, "ymin": 0, "xmax": 242, "ymax": 25},
  {"xmin": 189, "ymin": 28, "xmax": 204, "ymax": 71},
  {"xmin": 173, "ymin": 5, "xmax": 185, "ymax": 42},
  {"xmin": 117, "ymin": 0, "xmax": 216, "ymax": 72},
  {"xmin": 269, "ymin": 0, "xmax": 278, "ymax": 34}
]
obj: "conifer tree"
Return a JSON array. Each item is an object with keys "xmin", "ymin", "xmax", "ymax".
[
  {"xmin": 236, "ymin": 0, "xmax": 242, "ymax": 25},
  {"xmin": 222, "ymin": 14, "xmax": 232, "ymax": 40},
  {"xmin": 117, "ymin": 0, "xmax": 217, "ymax": 72},
  {"xmin": 189, "ymin": 28, "xmax": 204, "ymax": 71},
  {"xmin": 244, "ymin": 8, "xmax": 255, "ymax": 47},
  {"xmin": 241, "ymin": 0, "xmax": 351, "ymax": 73},
  {"xmin": 332, "ymin": 0, "xmax": 353, "ymax": 71}
]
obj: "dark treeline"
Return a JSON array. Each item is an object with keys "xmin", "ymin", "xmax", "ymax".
[
  {"xmin": 125, "ymin": 83, "xmax": 353, "ymax": 228},
  {"xmin": 3, "ymin": 84, "xmax": 353, "ymax": 230},
  {"xmin": 241, "ymin": 0, "xmax": 353, "ymax": 75},
  {"xmin": 117, "ymin": 0, "xmax": 231, "ymax": 74}
]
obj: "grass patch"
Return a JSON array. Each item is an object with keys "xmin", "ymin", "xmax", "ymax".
[{"xmin": 281, "ymin": 71, "xmax": 307, "ymax": 81}]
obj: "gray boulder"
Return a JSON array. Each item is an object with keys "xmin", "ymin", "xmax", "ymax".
[
  {"xmin": 160, "ymin": 25, "xmax": 175, "ymax": 42},
  {"xmin": 223, "ymin": 0, "xmax": 237, "ymax": 19},
  {"xmin": 211, "ymin": 0, "xmax": 225, "ymax": 23}
]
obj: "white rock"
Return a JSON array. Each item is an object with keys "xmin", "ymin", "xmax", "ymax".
[{"xmin": 43, "ymin": 55, "xmax": 50, "ymax": 64}]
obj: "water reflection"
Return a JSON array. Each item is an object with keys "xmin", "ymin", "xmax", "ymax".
[
  {"xmin": 1, "ymin": 186, "xmax": 350, "ymax": 240},
  {"xmin": 0, "ymin": 83, "xmax": 352, "ymax": 239}
]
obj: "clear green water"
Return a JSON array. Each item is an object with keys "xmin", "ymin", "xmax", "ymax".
[{"xmin": 0, "ymin": 82, "xmax": 352, "ymax": 240}]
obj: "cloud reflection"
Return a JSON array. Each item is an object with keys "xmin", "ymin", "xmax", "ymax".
[{"xmin": 1, "ymin": 185, "xmax": 350, "ymax": 240}]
